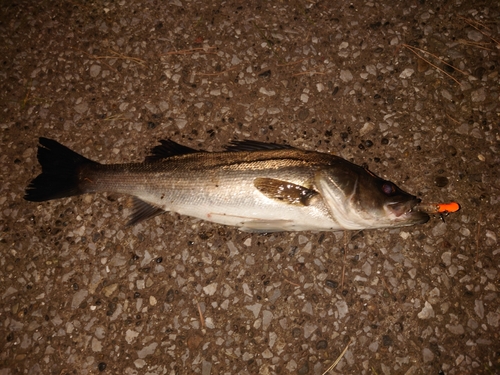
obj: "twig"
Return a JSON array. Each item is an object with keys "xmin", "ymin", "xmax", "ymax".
[
  {"xmin": 284, "ymin": 278, "xmax": 300, "ymax": 287},
  {"xmin": 403, "ymin": 44, "xmax": 467, "ymax": 75},
  {"xmin": 163, "ymin": 46, "xmax": 216, "ymax": 55},
  {"xmin": 459, "ymin": 16, "xmax": 500, "ymax": 46},
  {"xmin": 457, "ymin": 39, "xmax": 494, "ymax": 51},
  {"xmin": 401, "ymin": 44, "xmax": 463, "ymax": 86},
  {"xmin": 321, "ymin": 338, "xmax": 353, "ymax": 375},
  {"xmin": 106, "ymin": 50, "xmax": 146, "ymax": 66},
  {"xmin": 446, "ymin": 113, "xmax": 460, "ymax": 125},
  {"xmin": 196, "ymin": 299, "xmax": 205, "ymax": 329},
  {"xmin": 195, "ymin": 65, "xmax": 239, "ymax": 76}
]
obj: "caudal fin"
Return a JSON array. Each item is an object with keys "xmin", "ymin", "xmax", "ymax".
[{"xmin": 24, "ymin": 137, "xmax": 99, "ymax": 202}]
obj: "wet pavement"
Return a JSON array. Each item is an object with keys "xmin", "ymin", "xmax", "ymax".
[{"xmin": 1, "ymin": 0, "xmax": 499, "ymax": 374}]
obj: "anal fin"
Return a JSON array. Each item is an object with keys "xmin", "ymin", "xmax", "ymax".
[
  {"xmin": 254, "ymin": 177, "xmax": 318, "ymax": 206},
  {"xmin": 127, "ymin": 197, "xmax": 166, "ymax": 226}
]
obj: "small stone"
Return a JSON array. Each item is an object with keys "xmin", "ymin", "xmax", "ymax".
[
  {"xmin": 125, "ymin": 329, "xmax": 139, "ymax": 344},
  {"xmin": 303, "ymin": 322, "xmax": 317, "ymax": 338},
  {"xmin": 74, "ymin": 101, "xmax": 89, "ymax": 114},
  {"xmin": 422, "ymin": 348, "xmax": 434, "ymax": 363},
  {"xmin": 325, "ymin": 280, "xmax": 338, "ymax": 289},
  {"xmin": 340, "ymin": 70, "xmax": 353, "ymax": 82},
  {"xmin": 434, "ymin": 176, "xmax": 448, "ymax": 187},
  {"xmin": 291, "ymin": 327, "xmax": 302, "ymax": 338},
  {"xmin": 297, "ymin": 362, "xmax": 309, "ymax": 375},
  {"xmin": 474, "ymin": 300, "xmax": 484, "ymax": 319},
  {"xmin": 432, "ymin": 222, "xmax": 447, "ymax": 237},
  {"xmin": 246, "ymin": 303, "xmax": 262, "ymax": 318},
  {"xmin": 369, "ymin": 341, "xmax": 379, "ymax": 352},
  {"xmin": 316, "ymin": 340, "xmax": 328, "ymax": 350},
  {"xmin": 298, "ymin": 108, "xmax": 310, "ymax": 121},
  {"xmin": 91, "ymin": 337, "xmax": 102, "ymax": 352},
  {"xmin": 418, "ymin": 301, "xmax": 435, "ymax": 319},
  {"xmin": 262, "ymin": 349, "xmax": 273, "ymax": 359},
  {"xmin": 359, "ymin": 122, "xmax": 374, "ymax": 136},
  {"xmin": 71, "ymin": 289, "xmax": 88, "ymax": 309},
  {"xmin": 203, "ymin": 282, "xmax": 218, "ymax": 296},
  {"xmin": 300, "ymin": 93, "xmax": 309, "ymax": 103},
  {"xmin": 137, "ymin": 342, "xmax": 158, "ymax": 358},
  {"xmin": 134, "ymin": 359, "xmax": 146, "ymax": 369},
  {"xmin": 262, "ymin": 310, "xmax": 273, "ymax": 330},
  {"xmin": 102, "ymin": 283, "xmax": 118, "ymax": 297},
  {"xmin": 446, "ymin": 324, "xmax": 465, "ymax": 335},
  {"xmin": 487, "ymin": 311, "xmax": 499, "ymax": 327},
  {"xmin": 202, "ymin": 361, "xmax": 212, "ymax": 375},
  {"xmin": 205, "ymin": 317, "xmax": 215, "ymax": 329},
  {"xmin": 98, "ymin": 362, "xmax": 107, "ymax": 372},
  {"xmin": 382, "ymin": 335, "xmax": 393, "ymax": 347},
  {"xmin": 90, "ymin": 64, "xmax": 101, "ymax": 78},
  {"xmin": 471, "ymin": 88, "xmax": 486, "ymax": 102},
  {"xmin": 467, "ymin": 30, "xmax": 483, "ymax": 42},
  {"xmin": 399, "ymin": 68, "xmax": 414, "ymax": 78},
  {"xmin": 335, "ymin": 300, "xmax": 348, "ymax": 319}
]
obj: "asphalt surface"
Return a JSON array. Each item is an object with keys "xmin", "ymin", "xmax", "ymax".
[{"xmin": 1, "ymin": 1, "xmax": 499, "ymax": 374}]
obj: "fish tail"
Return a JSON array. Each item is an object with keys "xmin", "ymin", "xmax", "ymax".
[{"xmin": 24, "ymin": 137, "xmax": 99, "ymax": 202}]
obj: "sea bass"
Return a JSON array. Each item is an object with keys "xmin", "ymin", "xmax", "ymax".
[{"xmin": 24, "ymin": 137, "xmax": 429, "ymax": 232}]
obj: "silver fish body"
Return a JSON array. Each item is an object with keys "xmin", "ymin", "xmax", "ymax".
[{"xmin": 25, "ymin": 138, "xmax": 429, "ymax": 232}]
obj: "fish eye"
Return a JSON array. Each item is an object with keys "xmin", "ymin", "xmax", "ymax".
[{"xmin": 382, "ymin": 183, "xmax": 396, "ymax": 195}]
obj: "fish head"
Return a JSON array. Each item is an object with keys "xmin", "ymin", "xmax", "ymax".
[{"xmin": 317, "ymin": 161, "xmax": 430, "ymax": 230}]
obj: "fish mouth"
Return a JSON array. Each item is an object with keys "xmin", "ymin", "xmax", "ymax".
[{"xmin": 386, "ymin": 198, "xmax": 430, "ymax": 224}]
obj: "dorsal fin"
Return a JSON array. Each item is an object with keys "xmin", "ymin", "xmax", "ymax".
[
  {"xmin": 145, "ymin": 139, "xmax": 199, "ymax": 162},
  {"xmin": 225, "ymin": 140, "xmax": 295, "ymax": 152}
]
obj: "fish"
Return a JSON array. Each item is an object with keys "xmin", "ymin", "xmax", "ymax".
[{"xmin": 24, "ymin": 137, "xmax": 430, "ymax": 232}]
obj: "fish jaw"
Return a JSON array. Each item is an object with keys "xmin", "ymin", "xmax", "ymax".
[{"xmin": 383, "ymin": 199, "xmax": 430, "ymax": 227}]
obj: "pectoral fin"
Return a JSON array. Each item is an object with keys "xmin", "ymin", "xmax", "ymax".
[{"xmin": 254, "ymin": 177, "xmax": 318, "ymax": 206}]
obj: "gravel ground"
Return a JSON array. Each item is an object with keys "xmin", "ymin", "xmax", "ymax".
[{"xmin": 1, "ymin": 1, "xmax": 499, "ymax": 374}]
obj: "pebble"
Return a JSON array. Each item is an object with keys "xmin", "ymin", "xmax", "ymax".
[
  {"xmin": 262, "ymin": 310, "xmax": 273, "ymax": 330},
  {"xmin": 203, "ymin": 282, "xmax": 218, "ymax": 296},
  {"xmin": 246, "ymin": 303, "xmax": 262, "ymax": 318},
  {"xmin": 467, "ymin": 30, "xmax": 483, "ymax": 41},
  {"xmin": 399, "ymin": 68, "xmax": 414, "ymax": 78},
  {"xmin": 137, "ymin": 342, "xmax": 158, "ymax": 358},
  {"xmin": 125, "ymin": 329, "xmax": 139, "ymax": 344},
  {"xmin": 298, "ymin": 109, "xmax": 310, "ymax": 121},
  {"xmin": 422, "ymin": 348, "xmax": 434, "ymax": 363},
  {"xmin": 71, "ymin": 289, "xmax": 88, "ymax": 309},
  {"xmin": 335, "ymin": 300, "xmax": 348, "ymax": 319},
  {"xmin": 471, "ymin": 88, "xmax": 486, "ymax": 102},
  {"xmin": 446, "ymin": 324, "xmax": 465, "ymax": 335},
  {"xmin": 434, "ymin": 176, "xmax": 449, "ymax": 187},
  {"xmin": 90, "ymin": 64, "xmax": 101, "ymax": 78},
  {"xmin": 474, "ymin": 300, "xmax": 484, "ymax": 319},
  {"xmin": 202, "ymin": 360, "xmax": 212, "ymax": 375},
  {"xmin": 418, "ymin": 301, "xmax": 434, "ymax": 319},
  {"xmin": 340, "ymin": 69, "xmax": 353, "ymax": 82}
]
